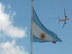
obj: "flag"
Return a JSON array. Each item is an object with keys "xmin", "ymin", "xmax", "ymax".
[{"xmin": 31, "ymin": 8, "xmax": 62, "ymax": 43}]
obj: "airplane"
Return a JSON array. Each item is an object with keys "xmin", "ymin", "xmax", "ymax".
[{"xmin": 56, "ymin": 9, "xmax": 69, "ymax": 29}]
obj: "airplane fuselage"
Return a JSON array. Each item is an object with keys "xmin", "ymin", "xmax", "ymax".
[{"xmin": 59, "ymin": 17, "xmax": 69, "ymax": 21}]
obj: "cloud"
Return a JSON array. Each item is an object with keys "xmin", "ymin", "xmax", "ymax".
[
  {"xmin": 0, "ymin": 3, "xmax": 26, "ymax": 38},
  {"xmin": 0, "ymin": 3, "xmax": 29, "ymax": 54},
  {"xmin": 0, "ymin": 40, "xmax": 29, "ymax": 54},
  {"xmin": 4, "ymin": 26, "xmax": 26, "ymax": 38}
]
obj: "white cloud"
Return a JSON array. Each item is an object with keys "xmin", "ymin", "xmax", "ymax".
[
  {"xmin": 0, "ymin": 3, "xmax": 28, "ymax": 54},
  {"xmin": 0, "ymin": 3, "xmax": 26, "ymax": 38},
  {"xmin": 0, "ymin": 40, "xmax": 29, "ymax": 54},
  {"xmin": 4, "ymin": 26, "xmax": 26, "ymax": 38}
]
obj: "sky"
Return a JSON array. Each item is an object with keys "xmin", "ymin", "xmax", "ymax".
[{"xmin": 0, "ymin": 0, "xmax": 72, "ymax": 54}]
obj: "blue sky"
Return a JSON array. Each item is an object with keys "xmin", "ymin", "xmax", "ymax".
[{"xmin": 0, "ymin": 0, "xmax": 72, "ymax": 54}]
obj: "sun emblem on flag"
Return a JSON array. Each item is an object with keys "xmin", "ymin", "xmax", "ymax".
[{"xmin": 40, "ymin": 33, "xmax": 45, "ymax": 40}]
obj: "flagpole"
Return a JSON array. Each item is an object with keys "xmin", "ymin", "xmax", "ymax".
[{"xmin": 31, "ymin": 0, "xmax": 33, "ymax": 54}]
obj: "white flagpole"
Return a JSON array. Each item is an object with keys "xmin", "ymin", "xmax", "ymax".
[{"xmin": 31, "ymin": 0, "xmax": 33, "ymax": 54}]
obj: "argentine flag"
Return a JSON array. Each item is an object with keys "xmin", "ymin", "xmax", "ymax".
[{"xmin": 31, "ymin": 8, "xmax": 62, "ymax": 43}]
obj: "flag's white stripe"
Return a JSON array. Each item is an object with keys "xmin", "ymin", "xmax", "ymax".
[{"xmin": 32, "ymin": 21, "xmax": 55, "ymax": 42}]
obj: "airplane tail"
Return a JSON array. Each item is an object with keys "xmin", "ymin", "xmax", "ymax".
[
  {"xmin": 55, "ymin": 17, "xmax": 60, "ymax": 24},
  {"xmin": 58, "ymin": 17, "xmax": 60, "ymax": 24}
]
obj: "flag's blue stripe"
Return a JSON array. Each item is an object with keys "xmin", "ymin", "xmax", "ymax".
[{"xmin": 32, "ymin": 8, "xmax": 62, "ymax": 42}]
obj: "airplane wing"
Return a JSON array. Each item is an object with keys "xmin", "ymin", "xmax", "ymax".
[
  {"xmin": 64, "ymin": 8, "xmax": 66, "ymax": 18},
  {"xmin": 62, "ymin": 21, "xmax": 66, "ymax": 29},
  {"xmin": 62, "ymin": 9, "xmax": 67, "ymax": 29}
]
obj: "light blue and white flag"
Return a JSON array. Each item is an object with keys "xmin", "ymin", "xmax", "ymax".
[{"xmin": 31, "ymin": 8, "xmax": 62, "ymax": 43}]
